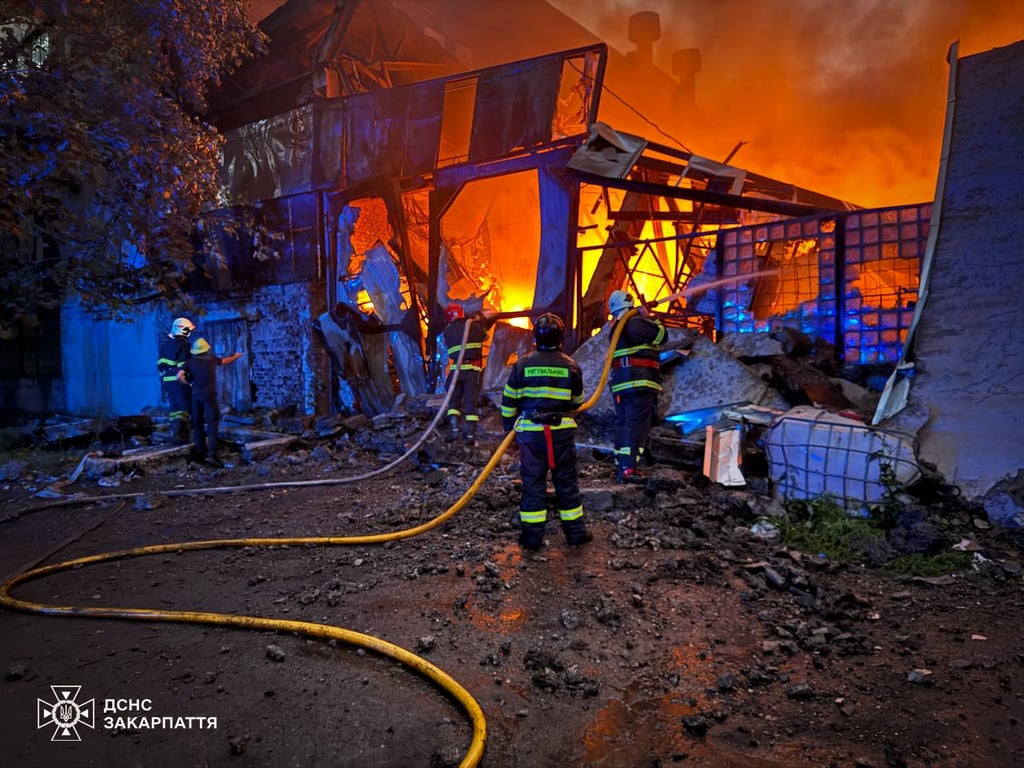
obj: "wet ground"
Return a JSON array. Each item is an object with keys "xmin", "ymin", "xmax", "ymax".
[{"xmin": 1, "ymin": 421, "xmax": 1022, "ymax": 767}]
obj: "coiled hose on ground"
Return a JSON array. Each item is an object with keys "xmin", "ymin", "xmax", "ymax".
[{"xmin": 0, "ymin": 311, "xmax": 632, "ymax": 768}]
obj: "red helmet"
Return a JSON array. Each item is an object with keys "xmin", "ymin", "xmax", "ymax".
[{"xmin": 446, "ymin": 303, "xmax": 464, "ymax": 322}]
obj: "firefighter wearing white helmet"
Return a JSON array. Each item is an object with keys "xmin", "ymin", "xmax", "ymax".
[
  {"xmin": 157, "ymin": 316, "xmax": 196, "ymax": 444},
  {"xmin": 607, "ymin": 290, "xmax": 665, "ymax": 484}
]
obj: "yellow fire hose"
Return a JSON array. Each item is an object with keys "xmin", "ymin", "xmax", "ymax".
[{"xmin": 0, "ymin": 311, "xmax": 633, "ymax": 767}]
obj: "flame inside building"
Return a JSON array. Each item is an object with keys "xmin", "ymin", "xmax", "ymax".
[
  {"xmin": 22, "ymin": 0, "xmax": 1019, "ymax": 424},
  {"xmin": 179, "ymin": 0, "xmax": 962, "ymax": 416}
]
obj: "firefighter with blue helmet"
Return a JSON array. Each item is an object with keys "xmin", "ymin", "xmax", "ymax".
[
  {"xmin": 607, "ymin": 290, "xmax": 666, "ymax": 484},
  {"xmin": 501, "ymin": 312, "xmax": 591, "ymax": 550},
  {"xmin": 157, "ymin": 316, "xmax": 195, "ymax": 444}
]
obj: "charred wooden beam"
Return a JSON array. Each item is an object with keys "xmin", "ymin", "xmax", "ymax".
[
  {"xmin": 566, "ymin": 169, "xmax": 834, "ymax": 218},
  {"xmin": 607, "ymin": 210, "xmax": 740, "ymax": 224}
]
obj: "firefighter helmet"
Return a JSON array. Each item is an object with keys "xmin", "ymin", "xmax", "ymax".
[
  {"xmin": 170, "ymin": 317, "xmax": 195, "ymax": 338},
  {"xmin": 608, "ymin": 290, "xmax": 634, "ymax": 317},
  {"xmin": 533, "ymin": 313, "xmax": 564, "ymax": 351},
  {"xmin": 190, "ymin": 337, "xmax": 211, "ymax": 355},
  {"xmin": 446, "ymin": 303, "xmax": 464, "ymax": 322}
]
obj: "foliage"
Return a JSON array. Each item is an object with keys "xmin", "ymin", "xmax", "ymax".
[
  {"xmin": 777, "ymin": 495, "xmax": 886, "ymax": 561},
  {"xmin": 872, "ymin": 452, "xmax": 907, "ymax": 529},
  {"xmin": 0, "ymin": 0, "xmax": 265, "ymax": 326},
  {"xmin": 883, "ymin": 551, "xmax": 973, "ymax": 577}
]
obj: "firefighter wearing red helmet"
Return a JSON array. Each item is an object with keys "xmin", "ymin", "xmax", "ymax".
[
  {"xmin": 607, "ymin": 290, "xmax": 666, "ymax": 484},
  {"xmin": 500, "ymin": 312, "xmax": 592, "ymax": 550},
  {"xmin": 441, "ymin": 302, "xmax": 488, "ymax": 444}
]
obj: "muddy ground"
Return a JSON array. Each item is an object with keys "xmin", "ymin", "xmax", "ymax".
[{"xmin": 1, "ymin": 408, "xmax": 1022, "ymax": 768}]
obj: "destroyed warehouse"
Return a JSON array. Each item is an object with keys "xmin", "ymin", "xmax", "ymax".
[{"xmin": 3, "ymin": 0, "xmax": 1022, "ymax": 508}]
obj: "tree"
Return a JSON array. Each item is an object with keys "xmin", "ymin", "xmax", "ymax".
[{"xmin": 0, "ymin": 0, "xmax": 265, "ymax": 327}]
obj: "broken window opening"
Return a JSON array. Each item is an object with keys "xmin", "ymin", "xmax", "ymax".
[
  {"xmin": 437, "ymin": 76, "xmax": 478, "ymax": 168},
  {"xmin": 841, "ymin": 205, "xmax": 926, "ymax": 364},
  {"xmin": 551, "ymin": 53, "xmax": 596, "ymax": 140},
  {"xmin": 439, "ymin": 171, "xmax": 541, "ymax": 329},
  {"xmin": 749, "ymin": 238, "xmax": 821, "ymax": 321}
]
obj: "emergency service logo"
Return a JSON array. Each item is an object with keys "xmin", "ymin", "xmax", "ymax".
[{"xmin": 37, "ymin": 685, "xmax": 95, "ymax": 741}]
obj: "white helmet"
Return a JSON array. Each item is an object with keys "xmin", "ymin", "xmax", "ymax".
[
  {"xmin": 170, "ymin": 317, "xmax": 195, "ymax": 338},
  {"xmin": 608, "ymin": 290, "xmax": 634, "ymax": 317}
]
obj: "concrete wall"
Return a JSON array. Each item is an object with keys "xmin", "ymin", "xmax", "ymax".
[
  {"xmin": 909, "ymin": 40, "xmax": 1024, "ymax": 499},
  {"xmin": 58, "ymin": 280, "xmax": 330, "ymax": 419}
]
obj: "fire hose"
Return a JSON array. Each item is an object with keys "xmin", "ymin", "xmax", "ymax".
[{"xmin": 0, "ymin": 311, "xmax": 633, "ymax": 768}]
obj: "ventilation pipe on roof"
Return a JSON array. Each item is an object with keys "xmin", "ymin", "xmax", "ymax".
[
  {"xmin": 672, "ymin": 47, "xmax": 702, "ymax": 111},
  {"xmin": 628, "ymin": 11, "xmax": 660, "ymax": 70}
]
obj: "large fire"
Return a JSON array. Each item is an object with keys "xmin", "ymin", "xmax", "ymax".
[{"xmin": 550, "ymin": 0, "xmax": 1024, "ymax": 208}]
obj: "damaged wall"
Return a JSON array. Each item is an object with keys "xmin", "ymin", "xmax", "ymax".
[
  {"xmin": 903, "ymin": 40, "xmax": 1024, "ymax": 500},
  {"xmin": 717, "ymin": 204, "xmax": 929, "ymax": 365}
]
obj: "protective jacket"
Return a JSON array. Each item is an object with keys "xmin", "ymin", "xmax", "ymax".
[
  {"xmin": 157, "ymin": 336, "xmax": 191, "ymax": 392},
  {"xmin": 443, "ymin": 317, "xmax": 486, "ymax": 373},
  {"xmin": 609, "ymin": 313, "xmax": 665, "ymax": 476},
  {"xmin": 182, "ymin": 352, "xmax": 223, "ymax": 460},
  {"xmin": 443, "ymin": 316, "xmax": 488, "ymax": 428},
  {"xmin": 501, "ymin": 349, "xmax": 584, "ymax": 433},
  {"xmin": 157, "ymin": 335, "xmax": 192, "ymax": 439},
  {"xmin": 609, "ymin": 314, "xmax": 666, "ymax": 394}
]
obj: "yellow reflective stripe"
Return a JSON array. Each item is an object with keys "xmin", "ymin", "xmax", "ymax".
[
  {"xmin": 558, "ymin": 505, "xmax": 583, "ymax": 522},
  {"xmin": 157, "ymin": 357, "xmax": 179, "ymax": 366},
  {"xmin": 614, "ymin": 446, "xmax": 632, "ymax": 457},
  {"xmin": 504, "ymin": 384, "xmax": 524, "ymax": 398},
  {"xmin": 448, "ymin": 342, "xmax": 482, "ymax": 354},
  {"xmin": 448, "ymin": 363, "xmax": 482, "ymax": 372},
  {"xmin": 446, "ymin": 408, "xmax": 462, "ymax": 417},
  {"xmin": 162, "ymin": 375, "xmax": 181, "ymax": 382},
  {"xmin": 169, "ymin": 411, "xmax": 188, "ymax": 419},
  {"xmin": 519, "ymin": 509, "xmax": 547, "ymax": 524},
  {"xmin": 521, "ymin": 386, "xmax": 571, "ymax": 400},
  {"xmin": 571, "ymin": 394, "xmax": 584, "ymax": 406},
  {"xmin": 613, "ymin": 344, "xmax": 658, "ymax": 357},
  {"xmin": 654, "ymin": 326, "xmax": 667, "ymax": 345},
  {"xmin": 465, "ymin": 414, "xmax": 480, "ymax": 422},
  {"xmin": 515, "ymin": 418, "xmax": 577, "ymax": 431},
  {"xmin": 610, "ymin": 379, "xmax": 662, "ymax": 393},
  {"xmin": 500, "ymin": 405, "xmax": 518, "ymax": 417}
]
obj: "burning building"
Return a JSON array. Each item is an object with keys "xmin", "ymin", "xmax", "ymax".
[{"xmin": 10, "ymin": 0, "xmax": 937, "ymax": 434}]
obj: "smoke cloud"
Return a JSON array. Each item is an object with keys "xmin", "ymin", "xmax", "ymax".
[{"xmin": 549, "ymin": 0, "xmax": 1024, "ymax": 207}]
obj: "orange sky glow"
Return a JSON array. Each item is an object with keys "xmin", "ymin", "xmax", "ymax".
[{"xmin": 550, "ymin": 0, "xmax": 1024, "ymax": 208}]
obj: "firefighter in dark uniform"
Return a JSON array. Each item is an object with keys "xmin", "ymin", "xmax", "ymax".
[
  {"xmin": 157, "ymin": 317, "xmax": 195, "ymax": 444},
  {"xmin": 608, "ymin": 290, "xmax": 666, "ymax": 484},
  {"xmin": 179, "ymin": 337, "xmax": 242, "ymax": 467},
  {"xmin": 501, "ymin": 313, "xmax": 591, "ymax": 550},
  {"xmin": 442, "ymin": 303, "xmax": 488, "ymax": 444}
]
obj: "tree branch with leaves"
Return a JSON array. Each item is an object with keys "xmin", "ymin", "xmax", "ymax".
[{"xmin": 0, "ymin": 0, "xmax": 266, "ymax": 326}]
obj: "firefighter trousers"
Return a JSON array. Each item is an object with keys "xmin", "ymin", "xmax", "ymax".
[
  {"xmin": 613, "ymin": 390, "xmax": 659, "ymax": 473},
  {"xmin": 516, "ymin": 426, "xmax": 588, "ymax": 547}
]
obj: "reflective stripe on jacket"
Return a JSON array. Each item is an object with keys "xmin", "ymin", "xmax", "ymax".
[
  {"xmin": 157, "ymin": 336, "xmax": 191, "ymax": 383},
  {"xmin": 501, "ymin": 350, "xmax": 584, "ymax": 432},
  {"xmin": 443, "ymin": 317, "xmax": 486, "ymax": 371},
  {"xmin": 610, "ymin": 315, "xmax": 666, "ymax": 394}
]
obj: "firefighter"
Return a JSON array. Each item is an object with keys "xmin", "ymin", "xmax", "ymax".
[
  {"xmin": 442, "ymin": 303, "xmax": 488, "ymax": 444},
  {"xmin": 179, "ymin": 337, "xmax": 242, "ymax": 467},
  {"xmin": 501, "ymin": 313, "xmax": 591, "ymax": 550},
  {"xmin": 607, "ymin": 290, "xmax": 666, "ymax": 484},
  {"xmin": 157, "ymin": 316, "xmax": 195, "ymax": 444}
]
